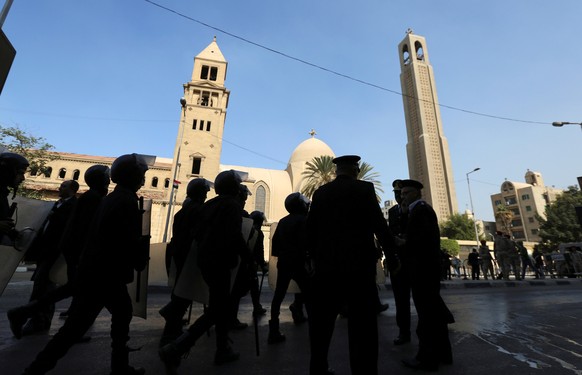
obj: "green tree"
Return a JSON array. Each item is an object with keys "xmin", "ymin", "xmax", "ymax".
[
  {"xmin": 300, "ymin": 155, "xmax": 335, "ymax": 199},
  {"xmin": 300, "ymin": 155, "xmax": 384, "ymax": 202},
  {"xmin": 357, "ymin": 161, "xmax": 384, "ymax": 203},
  {"xmin": 495, "ymin": 204, "xmax": 513, "ymax": 234},
  {"xmin": 440, "ymin": 213, "xmax": 481, "ymax": 241},
  {"xmin": 537, "ymin": 186, "xmax": 582, "ymax": 247},
  {"xmin": 0, "ymin": 125, "xmax": 57, "ymax": 198},
  {"xmin": 440, "ymin": 238, "xmax": 460, "ymax": 257}
]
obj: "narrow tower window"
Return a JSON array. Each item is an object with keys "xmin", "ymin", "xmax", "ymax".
[
  {"xmin": 192, "ymin": 119, "xmax": 197, "ymax": 130},
  {"xmin": 206, "ymin": 121, "xmax": 211, "ymax": 131},
  {"xmin": 210, "ymin": 67, "xmax": 218, "ymax": 81},
  {"xmin": 164, "ymin": 178, "xmax": 170, "ymax": 189},
  {"xmin": 402, "ymin": 44, "xmax": 410, "ymax": 65},
  {"xmin": 191, "ymin": 158, "xmax": 202, "ymax": 175},
  {"xmin": 152, "ymin": 177, "xmax": 158, "ymax": 188}
]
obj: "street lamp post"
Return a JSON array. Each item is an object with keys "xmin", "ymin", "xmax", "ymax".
[
  {"xmin": 162, "ymin": 97, "xmax": 187, "ymax": 243},
  {"xmin": 466, "ymin": 167, "xmax": 481, "ymax": 249},
  {"xmin": 552, "ymin": 121, "xmax": 582, "ymax": 132}
]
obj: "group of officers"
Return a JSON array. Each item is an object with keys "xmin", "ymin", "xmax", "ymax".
[{"xmin": 1, "ymin": 151, "xmax": 454, "ymax": 375}]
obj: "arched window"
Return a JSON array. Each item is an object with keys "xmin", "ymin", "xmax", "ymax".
[
  {"xmin": 414, "ymin": 41, "xmax": 424, "ymax": 61},
  {"xmin": 402, "ymin": 44, "xmax": 410, "ymax": 65},
  {"xmin": 58, "ymin": 168, "xmax": 67, "ymax": 179},
  {"xmin": 151, "ymin": 177, "xmax": 159, "ymax": 188},
  {"xmin": 72, "ymin": 169, "xmax": 80, "ymax": 181},
  {"xmin": 44, "ymin": 167, "xmax": 52, "ymax": 178},
  {"xmin": 255, "ymin": 186, "xmax": 266, "ymax": 214},
  {"xmin": 164, "ymin": 178, "xmax": 170, "ymax": 189}
]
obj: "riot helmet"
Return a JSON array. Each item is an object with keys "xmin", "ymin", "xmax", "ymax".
[
  {"xmin": 214, "ymin": 170, "xmax": 241, "ymax": 196},
  {"xmin": 249, "ymin": 210, "xmax": 266, "ymax": 227},
  {"xmin": 84, "ymin": 165, "xmax": 111, "ymax": 193},
  {"xmin": 284, "ymin": 192, "xmax": 310, "ymax": 215},
  {"xmin": 110, "ymin": 153, "xmax": 148, "ymax": 191},
  {"xmin": 186, "ymin": 178, "xmax": 211, "ymax": 201},
  {"xmin": 0, "ymin": 152, "xmax": 29, "ymax": 191}
]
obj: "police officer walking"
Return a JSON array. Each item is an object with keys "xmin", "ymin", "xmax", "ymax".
[
  {"xmin": 20, "ymin": 153, "xmax": 149, "ymax": 375},
  {"xmin": 268, "ymin": 192, "xmax": 312, "ymax": 344},
  {"xmin": 398, "ymin": 179, "xmax": 454, "ymax": 372},
  {"xmin": 387, "ymin": 179, "xmax": 412, "ymax": 346},
  {"xmin": 305, "ymin": 155, "xmax": 396, "ymax": 375},
  {"xmin": 8, "ymin": 165, "xmax": 111, "ymax": 338},
  {"xmin": 159, "ymin": 170, "xmax": 248, "ymax": 372},
  {"xmin": 158, "ymin": 178, "xmax": 211, "ymax": 347}
]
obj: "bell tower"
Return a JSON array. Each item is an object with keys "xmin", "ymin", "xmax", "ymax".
[
  {"xmin": 169, "ymin": 37, "xmax": 230, "ymax": 205},
  {"xmin": 398, "ymin": 29, "xmax": 458, "ymax": 221}
]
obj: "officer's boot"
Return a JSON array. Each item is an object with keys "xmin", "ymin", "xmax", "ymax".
[
  {"xmin": 159, "ymin": 331, "xmax": 197, "ymax": 373},
  {"xmin": 289, "ymin": 303, "xmax": 307, "ymax": 324},
  {"xmin": 7, "ymin": 301, "xmax": 40, "ymax": 339},
  {"xmin": 267, "ymin": 319, "xmax": 286, "ymax": 344},
  {"xmin": 110, "ymin": 346, "xmax": 145, "ymax": 375}
]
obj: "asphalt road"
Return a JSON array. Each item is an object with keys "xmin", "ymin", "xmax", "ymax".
[{"xmin": 1, "ymin": 272, "xmax": 582, "ymax": 375}]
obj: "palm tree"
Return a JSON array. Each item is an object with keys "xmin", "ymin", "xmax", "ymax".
[
  {"xmin": 358, "ymin": 161, "xmax": 384, "ymax": 202},
  {"xmin": 300, "ymin": 156, "xmax": 384, "ymax": 202},
  {"xmin": 300, "ymin": 155, "xmax": 335, "ymax": 199}
]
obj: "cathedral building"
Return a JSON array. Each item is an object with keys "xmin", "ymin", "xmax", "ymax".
[{"xmin": 21, "ymin": 38, "xmax": 336, "ymax": 247}]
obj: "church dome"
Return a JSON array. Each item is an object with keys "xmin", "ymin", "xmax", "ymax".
[
  {"xmin": 286, "ymin": 137, "xmax": 335, "ymax": 193},
  {"xmin": 288, "ymin": 137, "xmax": 335, "ymax": 166}
]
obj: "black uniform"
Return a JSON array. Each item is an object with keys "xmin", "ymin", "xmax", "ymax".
[
  {"xmin": 388, "ymin": 203, "xmax": 411, "ymax": 342},
  {"xmin": 8, "ymin": 189, "xmax": 104, "ymax": 337},
  {"xmin": 22, "ymin": 185, "xmax": 146, "ymax": 374},
  {"xmin": 403, "ymin": 200, "xmax": 453, "ymax": 369},
  {"xmin": 184, "ymin": 194, "xmax": 248, "ymax": 353},
  {"xmin": 270, "ymin": 210, "xmax": 311, "ymax": 320},
  {"xmin": 159, "ymin": 198, "xmax": 204, "ymax": 345},
  {"xmin": 25, "ymin": 195, "xmax": 77, "ymax": 331},
  {"xmin": 306, "ymin": 175, "xmax": 394, "ymax": 375}
]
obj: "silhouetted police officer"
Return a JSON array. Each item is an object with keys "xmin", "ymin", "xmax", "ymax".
[
  {"xmin": 21, "ymin": 153, "xmax": 149, "ymax": 375},
  {"xmin": 22, "ymin": 179, "xmax": 79, "ymax": 335},
  {"xmin": 388, "ymin": 179, "xmax": 412, "ymax": 345},
  {"xmin": 398, "ymin": 179, "xmax": 454, "ymax": 372},
  {"xmin": 8, "ymin": 165, "xmax": 110, "ymax": 339},
  {"xmin": 159, "ymin": 170, "xmax": 248, "ymax": 371},
  {"xmin": 159, "ymin": 178, "xmax": 211, "ymax": 347},
  {"xmin": 268, "ymin": 192, "xmax": 312, "ymax": 344},
  {"xmin": 306, "ymin": 155, "xmax": 397, "ymax": 375},
  {"xmin": 0, "ymin": 152, "xmax": 28, "ymax": 241}
]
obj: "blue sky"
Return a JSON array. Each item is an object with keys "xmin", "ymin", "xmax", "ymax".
[{"xmin": 1, "ymin": 0, "xmax": 581, "ymax": 221}]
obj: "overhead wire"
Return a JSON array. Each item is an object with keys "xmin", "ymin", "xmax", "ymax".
[{"xmin": 144, "ymin": 0, "xmax": 550, "ymax": 126}]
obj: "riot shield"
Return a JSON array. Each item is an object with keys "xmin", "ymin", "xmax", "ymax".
[
  {"xmin": 267, "ymin": 222, "xmax": 301, "ymax": 293},
  {"xmin": 128, "ymin": 197, "xmax": 152, "ymax": 319},
  {"xmin": 174, "ymin": 217, "xmax": 252, "ymax": 305},
  {"xmin": 0, "ymin": 196, "xmax": 54, "ymax": 297}
]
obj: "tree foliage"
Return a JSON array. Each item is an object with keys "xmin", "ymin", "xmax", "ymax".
[
  {"xmin": 300, "ymin": 155, "xmax": 336, "ymax": 199},
  {"xmin": 440, "ymin": 212, "xmax": 481, "ymax": 241},
  {"xmin": 0, "ymin": 125, "xmax": 56, "ymax": 198},
  {"xmin": 300, "ymin": 155, "xmax": 384, "ymax": 202},
  {"xmin": 537, "ymin": 186, "xmax": 582, "ymax": 247},
  {"xmin": 0, "ymin": 125, "xmax": 56, "ymax": 176},
  {"xmin": 440, "ymin": 238, "xmax": 460, "ymax": 256},
  {"xmin": 495, "ymin": 204, "xmax": 514, "ymax": 234}
]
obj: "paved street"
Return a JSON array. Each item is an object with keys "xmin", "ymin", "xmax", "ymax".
[{"xmin": 1, "ymin": 271, "xmax": 582, "ymax": 374}]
